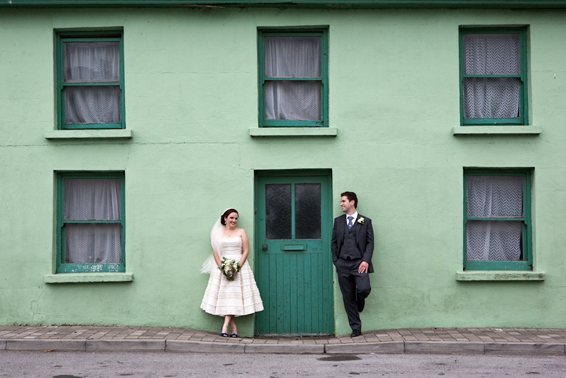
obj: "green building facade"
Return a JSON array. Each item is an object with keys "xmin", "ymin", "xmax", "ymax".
[{"xmin": 1, "ymin": 1, "xmax": 565, "ymax": 337}]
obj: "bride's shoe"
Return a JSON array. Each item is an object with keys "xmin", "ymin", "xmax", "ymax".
[
  {"xmin": 221, "ymin": 327, "xmax": 228, "ymax": 337},
  {"xmin": 230, "ymin": 333, "xmax": 238, "ymax": 338}
]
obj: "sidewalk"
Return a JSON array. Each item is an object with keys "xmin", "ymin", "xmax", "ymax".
[{"xmin": 2, "ymin": 326, "xmax": 566, "ymax": 356}]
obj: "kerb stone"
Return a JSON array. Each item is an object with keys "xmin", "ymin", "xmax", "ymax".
[
  {"xmin": 86, "ymin": 340, "xmax": 165, "ymax": 352},
  {"xmin": 245, "ymin": 344, "xmax": 324, "ymax": 354},
  {"xmin": 0, "ymin": 340, "xmax": 6, "ymax": 351},
  {"xmin": 405, "ymin": 342, "xmax": 484, "ymax": 355},
  {"xmin": 166, "ymin": 341, "xmax": 245, "ymax": 353},
  {"xmin": 6, "ymin": 339, "xmax": 86, "ymax": 352},
  {"xmin": 485, "ymin": 343, "xmax": 565, "ymax": 356},
  {"xmin": 325, "ymin": 342, "xmax": 404, "ymax": 354}
]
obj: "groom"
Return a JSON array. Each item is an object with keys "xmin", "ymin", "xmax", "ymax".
[{"xmin": 331, "ymin": 191, "xmax": 374, "ymax": 337}]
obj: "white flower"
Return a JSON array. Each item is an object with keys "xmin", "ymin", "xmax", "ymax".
[{"xmin": 358, "ymin": 217, "xmax": 365, "ymax": 225}]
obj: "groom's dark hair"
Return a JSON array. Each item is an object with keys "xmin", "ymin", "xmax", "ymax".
[{"xmin": 341, "ymin": 191, "xmax": 358, "ymax": 208}]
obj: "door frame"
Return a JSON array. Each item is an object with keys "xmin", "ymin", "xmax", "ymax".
[{"xmin": 254, "ymin": 169, "xmax": 334, "ymax": 336}]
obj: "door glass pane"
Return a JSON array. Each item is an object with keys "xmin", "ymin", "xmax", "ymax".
[
  {"xmin": 295, "ymin": 184, "xmax": 321, "ymax": 239},
  {"xmin": 266, "ymin": 184, "xmax": 292, "ymax": 240}
]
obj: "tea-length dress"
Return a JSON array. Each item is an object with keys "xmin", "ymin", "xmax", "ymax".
[{"xmin": 200, "ymin": 237, "xmax": 264, "ymax": 316}]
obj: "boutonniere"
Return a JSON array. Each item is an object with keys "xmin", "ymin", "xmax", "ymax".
[{"xmin": 357, "ymin": 217, "xmax": 365, "ymax": 225}]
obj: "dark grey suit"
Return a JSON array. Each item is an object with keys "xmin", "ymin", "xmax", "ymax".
[{"xmin": 331, "ymin": 214, "xmax": 374, "ymax": 333}]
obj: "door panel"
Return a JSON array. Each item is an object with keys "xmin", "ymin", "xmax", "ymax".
[{"xmin": 255, "ymin": 172, "xmax": 333, "ymax": 336}]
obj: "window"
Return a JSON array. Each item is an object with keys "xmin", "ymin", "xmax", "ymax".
[
  {"xmin": 460, "ymin": 28, "xmax": 527, "ymax": 125},
  {"xmin": 258, "ymin": 30, "xmax": 328, "ymax": 127},
  {"xmin": 57, "ymin": 173, "xmax": 125, "ymax": 273},
  {"xmin": 56, "ymin": 31, "xmax": 124, "ymax": 129},
  {"xmin": 464, "ymin": 170, "xmax": 532, "ymax": 271}
]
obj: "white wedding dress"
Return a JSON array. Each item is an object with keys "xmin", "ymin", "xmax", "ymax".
[{"xmin": 200, "ymin": 237, "xmax": 264, "ymax": 316}]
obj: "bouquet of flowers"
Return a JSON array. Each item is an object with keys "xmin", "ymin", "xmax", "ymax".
[{"xmin": 218, "ymin": 257, "xmax": 241, "ymax": 281}]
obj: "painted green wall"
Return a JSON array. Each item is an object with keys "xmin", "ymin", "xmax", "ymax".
[{"xmin": 1, "ymin": 7, "xmax": 566, "ymax": 336}]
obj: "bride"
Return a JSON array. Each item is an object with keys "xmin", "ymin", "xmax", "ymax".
[{"xmin": 200, "ymin": 208, "xmax": 264, "ymax": 337}]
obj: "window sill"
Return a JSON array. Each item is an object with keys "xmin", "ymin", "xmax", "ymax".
[
  {"xmin": 44, "ymin": 273, "xmax": 133, "ymax": 284},
  {"xmin": 452, "ymin": 126, "xmax": 542, "ymax": 136},
  {"xmin": 44, "ymin": 130, "xmax": 133, "ymax": 140},
  {"xmin": 456, "ymin": 271, "xmax": 545, "ymax": 281},
  {"xmin": 249, "ymin": 127, "xmax": 338, "ymax": 137}
]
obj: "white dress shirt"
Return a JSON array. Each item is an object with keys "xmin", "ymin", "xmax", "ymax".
[{"xmin": 347, "ymin": 211, "xmax": 358, "ymax": 228}]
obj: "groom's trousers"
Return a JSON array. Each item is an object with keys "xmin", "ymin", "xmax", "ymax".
[{"xmin": 335, "ymin": 257, "xmax": 371, "ymax": 332}]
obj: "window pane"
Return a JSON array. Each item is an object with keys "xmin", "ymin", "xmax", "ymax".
[
  {"xmin": 64, "ymin": 42, "xmax": 120, "ymax": 83},
  {"xmin": 464, "ymin": 34, "xmax": 520, "ymax": 75},
  {"xmin": 466, "ymin": 221, "xmax": 522, "ymax": 261},
  {"xmin": 463, "ymin": 78, "xmax": 520, "ymax": 119},
  {"xmin": 265, "ymin": 81, "xmax": 321, "ymax": 121},
  {"xmin": 467, "ymin": 176, "xmax": 523, "ymax": 218},
  {"xmin": 65, "ymin": 223, "xmax": 122, "ymax": 263},
  {"xmin": 295, "ymin": 184, "xmax": 321, "ymax": 239},
  {"xmin": 65, "ymin": 179, "xmax": 122, "ymax": 221},
  {"xmin": 65, "ymin": 86, "xmax": 121, "ymax": 124},
  {"xmin": 266, "ymin": 184, "xmax": 292, "ymax": 240},
  {"xmin": 265, "ymin": 37, "xmax": 321, "ymax": 78}
]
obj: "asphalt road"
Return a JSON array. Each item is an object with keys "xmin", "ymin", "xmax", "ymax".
[{"xmin": 1, "ymin": 351, "xmax": 566, "ymax": 377}]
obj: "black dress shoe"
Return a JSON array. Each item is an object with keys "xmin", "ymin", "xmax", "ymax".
[
  {"xmin": 351, "ymin": 330, "xmax": 362, "ymax": 337},
  {"xmin": 357, "ymin": 297, "xmax": 365, "ymax": 313}
]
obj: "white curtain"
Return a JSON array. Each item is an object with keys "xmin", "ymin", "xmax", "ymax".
[
  {"xmin": 264, "ymin": 37, "xmax": 321, "ymax": 121},
  {"xmin": 463, "ymin": 34, "xmax": 520, "ymax": 119},
  {"xmin": 64, "ymin": 179, "xmax": 122, "ymax": 264},
  {"xmin": 64, "ymin": 42, "xmax": 120, "ymax": 83},
  {"xmin": 64, "ymin": 42, "xmax": 121, "ymax": 124},
  {"xmin": 466, "ymin": 176, "xmax": 523, "ymax": 261},
  {"xmin": 65, "ymin": 86, "xmax": 121, "ymax": 124}
]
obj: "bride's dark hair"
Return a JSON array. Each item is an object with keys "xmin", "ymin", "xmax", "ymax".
[{"xmin": 221, "ymin": 208, "xmax": 238, "ymax": 225}]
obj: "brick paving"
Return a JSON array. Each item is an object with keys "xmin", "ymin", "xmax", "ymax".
[{"xmin": 2, "ymin": 326, "xmax": 566, "ymax": 345}]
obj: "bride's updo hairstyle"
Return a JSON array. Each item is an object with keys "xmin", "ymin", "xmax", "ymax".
[{"xmin": 221, "ymin": 208, "xmax": 238, "ymax": 226}]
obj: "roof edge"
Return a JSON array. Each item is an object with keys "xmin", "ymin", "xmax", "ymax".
[{"xmin": 3, "ymin": 0, "xmax": 566, "ymax": 9}]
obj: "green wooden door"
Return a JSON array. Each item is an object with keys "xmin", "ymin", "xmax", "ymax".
[{"xmin": 255, "ymin": 172, "xmax": 334, "ymax": 336}]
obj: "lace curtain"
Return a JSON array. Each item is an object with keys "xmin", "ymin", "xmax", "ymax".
[
  {"xmin": 64, "ymin": 179, "xmax": 122, "ymax": 264},
  {"xmin": 463, "ymin": 34, "xmax": 520, "ymax": 119},
  {"xmin": 264, "ymin": 37, "xmax": 321, "ymax": 121},
  {"xmin": 466, "ymin": 176, "xmax": 523, "ymax": 261},
  {"xmin": 64, "ymin": 42, "xmax": 121, "ymax": 124}
]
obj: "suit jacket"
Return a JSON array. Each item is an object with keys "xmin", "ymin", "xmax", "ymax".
[{"xmin": 331, "ymin": 213, "xmax": 374, "ymax": 273}]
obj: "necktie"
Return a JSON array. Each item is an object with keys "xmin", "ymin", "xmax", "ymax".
[{"xmin": 348, "ymin": 216, "xmax": 354, "ymax": 230}]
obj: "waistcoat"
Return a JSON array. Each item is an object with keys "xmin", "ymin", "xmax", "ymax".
[{"xmin": 341, "ymin": 222, "xmax": 362, "ymax": 260}]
